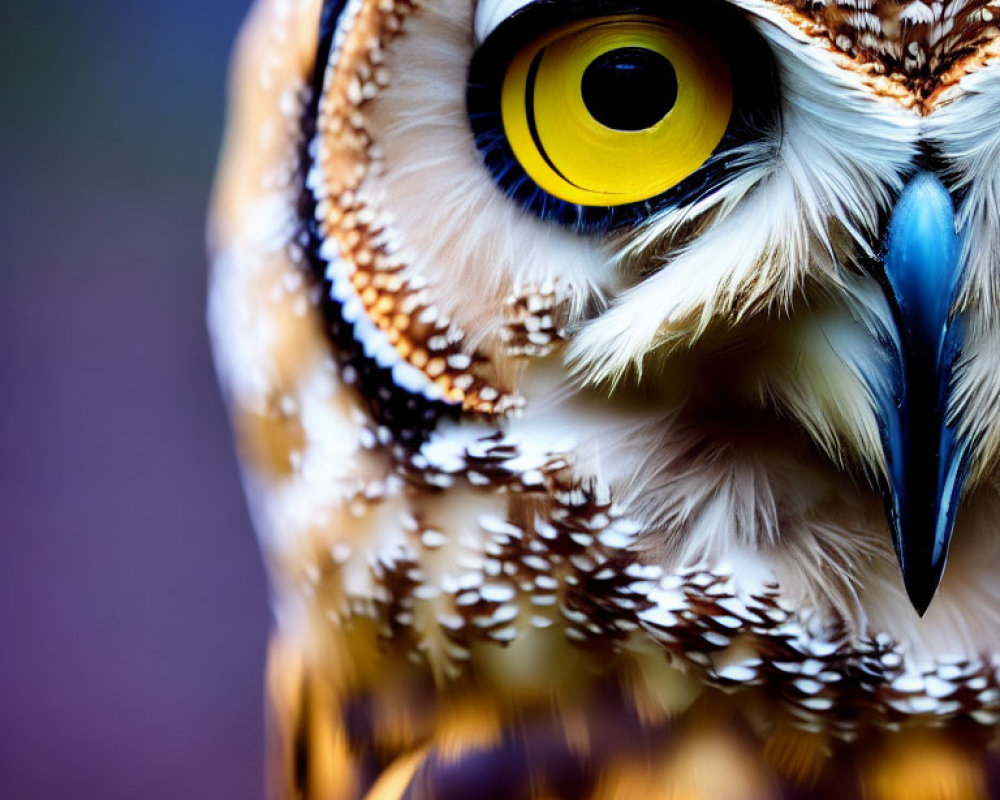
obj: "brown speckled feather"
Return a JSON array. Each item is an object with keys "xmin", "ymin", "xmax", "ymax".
[{"xmin": 772, "ymin": 0, "xmax": 1000, "ymax": 109}]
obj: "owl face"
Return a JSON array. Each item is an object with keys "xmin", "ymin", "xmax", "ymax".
[
  {"xmin": 309, "ymin": 0, "xmax": 999, "ymax": 606},
  {"xmin": 210, "ymin": 0, "xmax": 1000, "ymax": 743}
]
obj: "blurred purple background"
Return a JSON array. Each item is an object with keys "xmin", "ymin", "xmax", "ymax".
[{"xmin": 0, "ymin": 2, "xmax": 272, "ymax": 798}]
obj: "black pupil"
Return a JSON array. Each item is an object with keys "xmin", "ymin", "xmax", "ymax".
[{"xmin": 581, "ymin": 47, "xmax": 678, "ymax": 131}]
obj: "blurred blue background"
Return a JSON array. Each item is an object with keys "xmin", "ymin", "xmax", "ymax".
[{"xmin": 0, "ymin": 2, "xmax": 271, "ymax": 798}]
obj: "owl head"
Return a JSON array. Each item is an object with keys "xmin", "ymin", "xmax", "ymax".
[
  {"xmin": 210, "ymin": 0, "xmax": 1000, "ymax": 751},
  {"xmin": 276, "ymin": 0, "xmax": 1000, "ymax": 610}
]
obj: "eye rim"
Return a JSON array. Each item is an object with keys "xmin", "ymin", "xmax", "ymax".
[{"xmin": 466, "ymin": 0, "xmax": 780, "ymax": 234}]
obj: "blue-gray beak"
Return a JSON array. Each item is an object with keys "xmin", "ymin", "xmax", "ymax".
[{"xmin": 873, "ymin": 171, "xmax": 969, "ymax": 615}]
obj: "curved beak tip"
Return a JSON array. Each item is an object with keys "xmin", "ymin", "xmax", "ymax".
[{"xmin": 901, "ymin": 561, "xmax": 943, "ymax": 618}]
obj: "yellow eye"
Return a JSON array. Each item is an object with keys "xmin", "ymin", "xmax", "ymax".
[{"xmin": 500, "ymin": 15, "xmax": 733, "ymax": 207}]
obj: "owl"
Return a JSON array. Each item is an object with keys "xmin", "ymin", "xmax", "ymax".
[{"xmin": 209, "ymin": 0, "xmax": 1000, "ymax": 797}]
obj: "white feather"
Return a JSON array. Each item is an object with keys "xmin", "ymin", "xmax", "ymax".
[{"xmin": 926, "ymin": 60, "xmax": 1000, "ymax": 484}]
